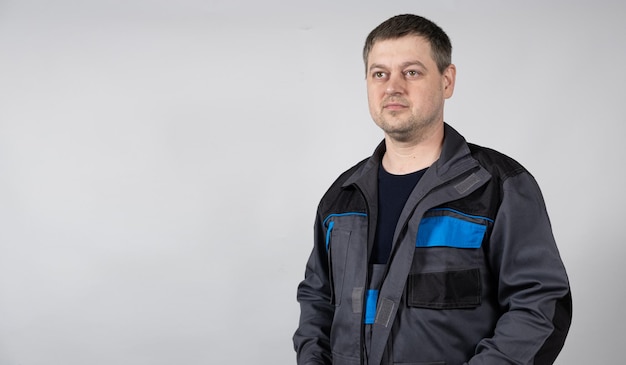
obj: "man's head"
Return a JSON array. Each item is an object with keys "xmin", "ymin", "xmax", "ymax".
[
  {"xmin": 364, "ymin": 14, "xmax": 456, "ymax": 144},
  {"xmin": 363, "ymin": 14, "xmax": 452, "ymax": 75}
]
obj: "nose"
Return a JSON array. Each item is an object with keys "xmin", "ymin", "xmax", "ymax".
[{"xmin": 385, "ymin": 73, "xmax": 405, "ymax": 95}]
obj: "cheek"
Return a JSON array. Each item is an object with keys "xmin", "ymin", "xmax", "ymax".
[
  {"xmin": 366, "ymin": 90, "xmax": 375, "ymax": 108},
  {"xmin": 366, "ymin": 93, "xmax": 381, "ymax": 119},
  {"xmin": 412, "ymin": 87, "xmax": 441, "ymax": 107},
  {"xmin": 366, "ymin": 87, "xmax": 381, "ymax": 107},
  {"xmin": 367, "ymin": 99, "xmax": 377, "ymax": 117}
]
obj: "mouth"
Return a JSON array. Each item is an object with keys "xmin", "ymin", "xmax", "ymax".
[{"xmin": 383, "ymin": 103, "xmax": 408, "ymax": 111}]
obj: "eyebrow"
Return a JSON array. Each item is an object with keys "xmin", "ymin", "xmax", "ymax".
[{"xmin": 368, "ymin": 60, "xmax": 428, "ymax": 72}]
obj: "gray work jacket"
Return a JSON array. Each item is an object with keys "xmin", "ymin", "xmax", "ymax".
[{"xmin": 294, "ymin": 124, "xmax": 572, "ymax": 365}]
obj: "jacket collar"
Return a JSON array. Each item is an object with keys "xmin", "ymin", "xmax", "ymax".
[
  {"xmin": 342, "ymin": 123, "xmax": 478, "ymax": 188},
  {"xmin": 433, "ymin": 123, "xmax": 480, "ymax": 180}
]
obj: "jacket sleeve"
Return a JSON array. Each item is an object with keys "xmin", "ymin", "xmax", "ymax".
[
  {"xmin": 467, "ymin": 172, "xmax": 572, "ymax": 365},
  {"xmin": 293, "ymin": 212, "xmax": 334, "ymax": 365}
]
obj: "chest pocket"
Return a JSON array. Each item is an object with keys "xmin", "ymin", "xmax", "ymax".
[
  {"xmin": 408, "ymin": 208, "xmax": 492, "ymax": 309},
  {"xmin": 324, "ymin": 212, "xmax": 368, "ymax": 306},
  {"xmin": 416, "ymin": 208, "xmax": 490, "ymax": 248},
  {"xmin": 327, "ymin": 227, "xmax": 351, "ymax": 306}
]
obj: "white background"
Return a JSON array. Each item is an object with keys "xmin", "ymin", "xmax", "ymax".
[{"xmin": 1, "ymin": 0, "xmax": 624, "ymax": 364}]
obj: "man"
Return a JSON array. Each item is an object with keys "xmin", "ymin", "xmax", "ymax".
[{"xmin": 294, "ymin": 14, "xmax": 572, "ymax": 365}]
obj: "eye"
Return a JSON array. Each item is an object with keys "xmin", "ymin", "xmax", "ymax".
[
  {"xmin": 405, "ymin": 70, "xmax": 420, "ymax": 77},
  {"xmin": 373, "ymin": 71, "xmax": 386, "ymax": 79}
]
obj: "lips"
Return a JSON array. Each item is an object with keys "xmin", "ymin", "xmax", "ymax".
[
  {"xmin": 383, "ymin": 98, "xmax": 409, "ymax": 110},
  {"xmin": 383, "ymin": 102, "xmax": 408, "ymax": 110}
]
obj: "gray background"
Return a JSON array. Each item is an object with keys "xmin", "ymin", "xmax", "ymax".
[{"xmin": 1, "ymin": 0, "xmax": 624, "ymax": 364}]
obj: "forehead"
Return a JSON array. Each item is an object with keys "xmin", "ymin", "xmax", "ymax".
[{"xmin": 368, "ymin": 35, "xmax": 435, "ymax": 67}]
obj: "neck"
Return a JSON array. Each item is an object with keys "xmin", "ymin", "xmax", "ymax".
[{"xmin": 382, "ymin": 122, "xmax": 444, "ymax": 175}]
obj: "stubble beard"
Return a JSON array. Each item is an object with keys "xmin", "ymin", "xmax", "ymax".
[{"xmin": 375, "ymin": 111, "xmax": 438, "ymax": 144}]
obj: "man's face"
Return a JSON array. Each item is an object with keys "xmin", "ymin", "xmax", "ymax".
[{"xmin": 366, "ymin": 35, "xmax": 455, "ymax": 143}]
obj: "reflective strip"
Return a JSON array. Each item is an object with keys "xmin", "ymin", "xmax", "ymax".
[
  {"xmin": 364, "ymin": 289, "xmax": 379, "ymax": 324},
  {"xmin": 352, "ymin": 287, "xmax": 364, "ymax": 314},
  {"xmin": 454, "ymin": 173, "xmax": 481, "ymax": 194}
]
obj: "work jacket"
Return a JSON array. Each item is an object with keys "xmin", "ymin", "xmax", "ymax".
[{"xmin": 294, "ymin": 124, "xmax": 572, "ymax": 365}]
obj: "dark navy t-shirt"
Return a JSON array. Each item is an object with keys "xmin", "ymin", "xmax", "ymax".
[{"xmin": 371, "ymin": 164, "xmax": 426, "ymax": 264}]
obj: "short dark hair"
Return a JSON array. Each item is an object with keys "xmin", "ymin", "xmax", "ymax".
[{"xmin": 363, "ymin": 14, "xmax": 452, "ymax": 74}]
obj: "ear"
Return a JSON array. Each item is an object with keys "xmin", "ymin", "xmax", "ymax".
[{"xmin": 442, "ymin": 64, "xmax": 456, "ymax": 99}]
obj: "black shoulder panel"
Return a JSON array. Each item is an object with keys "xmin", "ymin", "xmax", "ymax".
[
  {"xmin": 318, "ymin": 158, "xmax": 369, "ymax": 220},
  {"xmin": 441, "ymin": 144, "xmax": 528, "ymax": 221},
  {"xmin": 468, "ymin": 143, "xmax": 527, "ymax": 184}
]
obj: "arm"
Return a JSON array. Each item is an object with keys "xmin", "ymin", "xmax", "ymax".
[
  {"xmin": 293, "ymin": 212, "xmax": 334, "ymax": 365},
  {"xmin": 467, "ymin": 172, "xmax": 572, "ymax": 365}
]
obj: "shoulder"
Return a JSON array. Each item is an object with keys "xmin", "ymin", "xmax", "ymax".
[
  {"xmin": 330, "ymin": 157, "xmax": 370, "ymax": 189},
  {"xmin": 468, "ymin": 143, "xmax": 528, "ymax": 182},
  {"xmin": 317, "ymin": 157, "xmax": 370, "ymax": 217}
]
